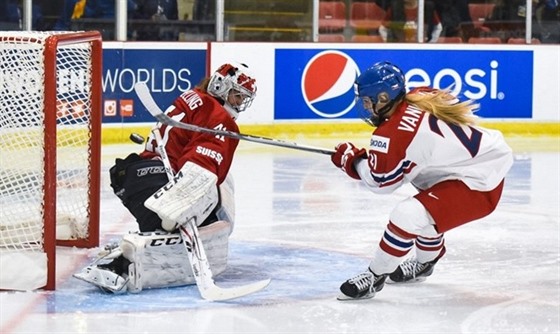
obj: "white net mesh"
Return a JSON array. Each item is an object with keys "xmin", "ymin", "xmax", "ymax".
[{"xmin": 0, "ymin": 32, "xmax": 96, "ymax": 255}]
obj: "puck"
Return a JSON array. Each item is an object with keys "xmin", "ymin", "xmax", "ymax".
[{"xmin": 129, "ymin": 133, "xmax": 145, "ymax": 145}]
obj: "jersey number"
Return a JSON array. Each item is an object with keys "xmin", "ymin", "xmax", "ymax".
[
  {"xmin": 213, "ymin": 124, "xmax": 226, "ymax": 142},
  {"xmin": 428, "ymin": 115, "xmax": 482, "ymax": 157}
]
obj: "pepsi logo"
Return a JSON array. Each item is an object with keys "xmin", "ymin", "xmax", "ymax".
[{"xmin": 301, "ymin": 50, "xmax": 360, "ymax": 118}]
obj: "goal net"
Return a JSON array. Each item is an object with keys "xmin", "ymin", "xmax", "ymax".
[{"xmin": 0, "ymin": 31, "xmax": 102, "ymax": 290}]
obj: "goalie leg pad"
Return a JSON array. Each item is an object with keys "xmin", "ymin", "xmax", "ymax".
[
  {"xmin": 120, "ymin": 220, "xmax": 231, "ymax": 292},
  {"xmin": 144, "ymin": 162, "xmax": 219, "ymax": 232}
]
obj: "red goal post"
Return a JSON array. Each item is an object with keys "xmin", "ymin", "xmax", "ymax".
[{"xmin": 0, "ymin": 31, "xmax": 102, "ymax": 290}]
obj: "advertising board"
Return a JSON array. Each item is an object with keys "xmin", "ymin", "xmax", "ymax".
[
  {"xmin": 101, "ymin": 42, "xmax": 207, "ymax": 123},
  {"xmin": 95, "ymin": 42, "xmax": 558, "ymax": 133},
  {"xmin": 275, "ymin": 48, "xmax": 533, "ymax": 120}
]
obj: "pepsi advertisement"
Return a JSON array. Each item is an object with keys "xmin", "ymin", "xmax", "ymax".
[
  {"xmin": 101, "ymin": 48, "xmax": 206, "ymax": 123},
  {"xmin": 275, "ymin": 49, "xmax": 534, "ymax": 120}
]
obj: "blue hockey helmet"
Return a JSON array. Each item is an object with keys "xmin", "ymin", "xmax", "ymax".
[{"xmin": 355, "ymin": 61, "xmax": 406, "ymax": 126}]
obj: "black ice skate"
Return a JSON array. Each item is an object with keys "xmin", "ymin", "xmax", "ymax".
[
  {"xmin": 337, "ymin": 268, "xmax": 387, "ymax": 300},
  {"xmin": 388, "ymin": 258, "xmax": 438, "ymax": 283}
]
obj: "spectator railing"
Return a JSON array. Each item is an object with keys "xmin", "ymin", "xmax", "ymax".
[
  {"xmin": 5, "ymin": 0, "xmax": 559, "ymax": 44},
  {"xmin": 69, "ymin": 18, "xmax": 215, "ymax": 41}
]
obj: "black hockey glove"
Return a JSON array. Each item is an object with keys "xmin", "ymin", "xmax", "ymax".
[{"xmin": 109, "ymin": 153, "xmax": 143, "ymax": 200}]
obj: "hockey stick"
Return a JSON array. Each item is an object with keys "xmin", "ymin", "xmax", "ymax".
[
  {"xmin": 134, "ymin": 82, "xmax": 335, "ymax": 155},
  {"xmin": 150, "ymin": 126, "xmax": 270, "ymax": 301}
]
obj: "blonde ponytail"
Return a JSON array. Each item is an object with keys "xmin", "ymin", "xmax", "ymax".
[{"xmin": 405, "ymin": 89, "xmax": 479, "ymax": 126}]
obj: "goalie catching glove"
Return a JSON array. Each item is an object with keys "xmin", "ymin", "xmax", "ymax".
[
  {"xmin": 144, "ymin": 161, "xmax": 220, "ymax": 232},
  {"xmin": 331, "ymin": 142, "xmax": 367, "ymax": 180}
]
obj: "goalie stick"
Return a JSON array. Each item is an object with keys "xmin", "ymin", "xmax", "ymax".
[
  {"xmin": 148, "ymin": 119, "xmax": 271, "ymax": 301},
  {"xmin": 134, "ymin": 82, "xmax": 335, "ymax": 155}
]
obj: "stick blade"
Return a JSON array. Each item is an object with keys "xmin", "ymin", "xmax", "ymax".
[
  {"xmin": 134, "ymin": 82, "xmax": 164, "ymax": 117},
  {"xmin": 202, "ymin": 278, "xmax": 271, "ymax": 301}
]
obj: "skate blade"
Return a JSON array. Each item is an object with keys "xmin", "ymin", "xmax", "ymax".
[
  {"xmin": 386, "ymin": 277, "xmax": 427, "ymax": 284},
  {"xmin": 336, "ymin": 293, "xmax": 375, "ymax": 301}
]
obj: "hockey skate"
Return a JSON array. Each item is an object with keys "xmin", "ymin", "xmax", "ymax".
[
  {"xmin": 387, "ymin": 258, "xmax": 438, "ymax": 283},
  {"xmin": 73, "ymin": 265, "xmax": 128, "ymax": 294},
  {"xmin": 337, "ymin": 269, "xmax": 387, "ymax": 300},
  {"xmin": 73, "ymin": 243, "xmax": 130, "ymax": 294}
]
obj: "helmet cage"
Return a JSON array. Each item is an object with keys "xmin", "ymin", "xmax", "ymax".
[{"xmin": 207, "ymin": 63, "xmax": 257, "ymax": 117}]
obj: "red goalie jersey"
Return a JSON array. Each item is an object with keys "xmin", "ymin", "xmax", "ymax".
[{"xmin": 140, "ymin": 88, "xmax": 240, "ymax": 185}]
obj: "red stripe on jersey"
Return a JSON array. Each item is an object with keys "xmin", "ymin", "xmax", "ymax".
[
  {"xmin": 387, "ymin": 221, "xmax": 417, "ymax": 239},
  {"xmin": 379, "ymin": 173, "xmax": 404, "ymax": 188}
]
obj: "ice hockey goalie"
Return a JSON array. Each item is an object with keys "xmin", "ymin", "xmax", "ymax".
[{"xmin": 74, "ymin": 166, "xmax": 236, "ymax": 294}]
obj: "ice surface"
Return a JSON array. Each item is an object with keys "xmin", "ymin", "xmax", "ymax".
[{"xmin": 1, "ymin": 137, "xmax": 559, "ymax": 333}]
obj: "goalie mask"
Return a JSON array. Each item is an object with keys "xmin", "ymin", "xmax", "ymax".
[
  {"xmin": 355, "ymin": 61, "xmax": 406, "ymax": 127},
  {"xmin": 207, "ymin": 63, "xmax": 257, "ymax": 119}
]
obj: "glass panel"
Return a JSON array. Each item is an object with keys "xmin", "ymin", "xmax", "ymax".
[
  {"xmin": 370, "ymin": 0, "xmax": 452, "ymax": 43},
  {"xmin": 0, "ymin": 0, "xmax": 558, "ymax": 44},
  {"xmin": 224, "ymin": 0, "xmax": 313, "ymax": 41},
  {"xmin": 461, "ymin": 0, "xmax": 557, "ymax": 44},
  {"xmin": 349, "ymin": 0, "xmax": 386, "ymax": 42},
  {"xmin": 349, "ymin": 0, "xmax": 559, "ymax": 45},
  {"xmin": 1, "ymin": 0, "xmax": 218, "ymax": 41}
]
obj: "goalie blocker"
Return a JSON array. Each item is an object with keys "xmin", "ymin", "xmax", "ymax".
[{"xmin": 75, "ymin": 157, "xmax": 236, "ymax": 293}]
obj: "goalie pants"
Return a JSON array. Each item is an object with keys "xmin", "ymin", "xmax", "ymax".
[{"xmin": 109, "ymin": 153, "xmax": 220, "ymax": 232}]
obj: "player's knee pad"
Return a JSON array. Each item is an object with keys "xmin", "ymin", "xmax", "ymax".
[
  {"xmin": 120, "ymin": 220, "xmax": 231, "ymax": 292},
  {"xmin": 144, "ymin": 162, "xmax": 219, "ymax": 232},
  {"xmin": 389, "ymin": 197, "xmax": 439, "ymax": 237}
]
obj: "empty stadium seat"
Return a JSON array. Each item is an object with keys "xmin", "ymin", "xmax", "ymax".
[
  {"xmin": 468, "ymin": 3, "xmax": 495, "ymax": 31},
  {"xmin": 437, "ymin": 37, "xmax": 463, "ymax": 43},
  {"xmin": 319, "ymin": 34, "xmax": 345, "ymax": 42},
  {"xmin": 468, "ymin": 37, "xmax": 502, "ymax": 44},
  {"xmin": 351, "ymin": 35, "xmax": 383, "ymax": 43},
  {"xmin": 319, "ymin": 1, "xmax": 346, "ymax": 32},
  {"xmin": 507, "ymin": 37, "xmax": 541, "ymax": 44},
  {"xmin": 350, "ymin": 2, "xmax": 385, "ymax": 31}
]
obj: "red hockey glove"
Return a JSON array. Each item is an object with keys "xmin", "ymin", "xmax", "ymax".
[{"xmin": 331, "ymin": 142, "xmax": 367, "ymax": 180}]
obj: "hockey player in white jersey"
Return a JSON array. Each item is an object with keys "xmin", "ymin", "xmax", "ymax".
[{"xmin": 331, "ymin": 61, "xmax": 513, "ymax": 300}]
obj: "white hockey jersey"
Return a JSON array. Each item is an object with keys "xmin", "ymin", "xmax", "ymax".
[{"xmin": 355, "ymin": 102, "xmax": 513, "ymax": 194}]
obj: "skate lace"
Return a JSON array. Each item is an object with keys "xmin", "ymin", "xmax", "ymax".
[
  {"xmin": 400, "ymin": 259, "xmax": 425, "ymax": 279},
  {"xmin": 349, "ymin": 272, "xmax": 374, "ymax": 291}
]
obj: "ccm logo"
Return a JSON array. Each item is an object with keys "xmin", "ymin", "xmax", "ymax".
[{"xmin": 149, "ymin": 236, "xmax": 181, "ymax": 246}]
